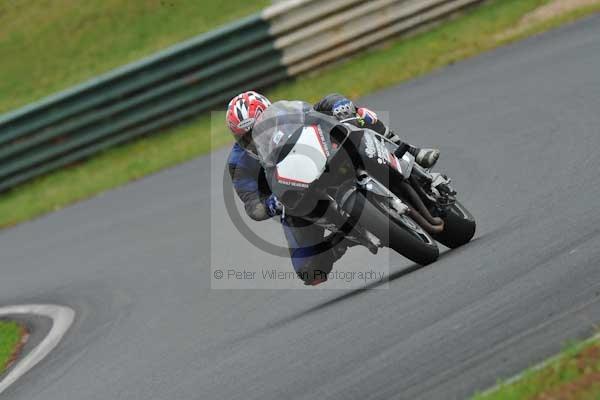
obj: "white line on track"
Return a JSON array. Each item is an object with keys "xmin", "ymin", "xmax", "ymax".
[{"xmin": 0, "ymin": 304, "xmax": 75, "ymax": 395}]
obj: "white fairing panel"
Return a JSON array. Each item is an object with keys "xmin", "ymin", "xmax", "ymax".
[{"xmin": 276, "ymin": 126, "xmax": 327, "ymax": 184}]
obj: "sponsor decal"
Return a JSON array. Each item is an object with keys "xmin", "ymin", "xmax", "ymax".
[
  {"xmin": 374, "ymin": 136, "xmax": 389, "ymax": 162},
  {"xmin": 364, "ymin": 133, "xmax": 376, "ymax": 158},
  {"xmin": 237, "ymin": 118, "xmax": 255, "ymax": 131},
  {"xmin": 276, "ymin": 171, "xmax": 310, "ymax": 188},
  {"xmin": 314, "ymin": 125, "xmax": 330, "ymax": 157},
  {"xmin": 281, "ymin": 180, "xmax": 309, "ymax": 188},
  {"xmin": 272, "ymin": 130, "xmax": 284, "ymax": 145},
  {"xmin": 277, "ymin": 177, "xmax": 309, "ymax": 188}
]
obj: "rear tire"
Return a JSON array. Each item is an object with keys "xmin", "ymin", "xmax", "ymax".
[
  {"xmin": 434, "ymin": 200, "xmax": 476, "ymax": 249},
  {"xmin": 344, "ymin": 192, "xmax": 439, "ymax": 265}
]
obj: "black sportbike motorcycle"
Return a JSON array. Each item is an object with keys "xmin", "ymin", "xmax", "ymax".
[{"xmin": 249, "ymin": 101, "xmax": 476, "ymax": 265}]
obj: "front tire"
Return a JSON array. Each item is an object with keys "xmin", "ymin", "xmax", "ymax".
[
  {"xmin": 434, "ymin": 200, "xmax": 476, "ymax": 249},
  {"xmin": 344, "ymin": 192, "xmax": 439, "ymax": 265}
]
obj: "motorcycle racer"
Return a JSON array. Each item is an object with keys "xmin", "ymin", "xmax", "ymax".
[{"xmin": 226, "ymin": 91, "xmax": 440, "ymax": 285}]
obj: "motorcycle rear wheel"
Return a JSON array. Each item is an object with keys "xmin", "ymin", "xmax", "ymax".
[{"xmin": 344, "ymin": 191, "xmax": 439, "ymax": 266}]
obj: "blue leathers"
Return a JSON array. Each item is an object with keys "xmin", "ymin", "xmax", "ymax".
[
  {"xmin": 228, "ymin": 139, "xmax": 341, "ymax": 283},
  {"xmin": 227, "ymin": 142, "xmax": 272, "ymax": 221}
]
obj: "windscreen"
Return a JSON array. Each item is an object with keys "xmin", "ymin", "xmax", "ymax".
[{"xmin": 251, "ymin": 101, "xmax": 313, "ymax": 168}]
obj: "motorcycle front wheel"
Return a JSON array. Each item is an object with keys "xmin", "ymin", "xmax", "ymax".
[
  {"xmin": 343, "ymin": 191, "xmax": 439, "ymax": 266},
  {"xmin": 433, "ymin": 200, "xmax": 476, "ymax": 249}
]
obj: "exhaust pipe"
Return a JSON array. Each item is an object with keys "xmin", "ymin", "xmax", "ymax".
[
  {"xmin": 407, "ymin": 208, "xmax": 444, "ymax": 234},
  {"xmin": 398, "ymin": 181, "xmax": 444, "ymax": 227}
]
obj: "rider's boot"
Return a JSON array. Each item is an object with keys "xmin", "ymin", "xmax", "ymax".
[
  {"xmin": 409, "ymin": 147, "xmax": 440, "ymax": 168},
  {"xmin": 392, "ymin": 140, "xmax": 440, "ymax": 169}
]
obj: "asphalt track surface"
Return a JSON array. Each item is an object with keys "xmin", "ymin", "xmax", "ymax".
[{"xmin": 1, "ymin": 15, "xmax": 600, "ymax": 400}]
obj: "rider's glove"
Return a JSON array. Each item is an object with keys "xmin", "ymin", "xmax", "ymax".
[
  {"xmin": 358, "ymin": 109, "xmax": 403, "ymax": 147},
  {"xmin": 265, "ymin": 194, "xmax": 283, "ymax": 217},
  {"xmin": 332, "ymin": 99, "xmax": 357, "ymax": 120},
  {"xmin": 357, "ymin": 107, "xmax": 378, "ymax": 125}
]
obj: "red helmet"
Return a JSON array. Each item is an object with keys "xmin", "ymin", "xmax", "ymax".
[{"xmin": 226, "ymin": 91, "xmax": 271, "ymax": 142}]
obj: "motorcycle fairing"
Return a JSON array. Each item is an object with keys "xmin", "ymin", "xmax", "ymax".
[{"xmin": 275, "ymin": 125, "xmax": 329, "ymax": 188}]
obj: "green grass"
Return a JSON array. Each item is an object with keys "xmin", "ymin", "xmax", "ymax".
[
  {"xmin": 1, "ymin": 0, "xmax": 600, "ymax": 228},
  {"xmin": 0, "ymin": 321, "xmax": 24, "ymax": 373},
  {"xmin": 0, "ymin": 0, "xmax": 270, "ymax": 114},
  {"xmin": 473, "ymin": 335, "xmax": 600, "ymax": 400}
]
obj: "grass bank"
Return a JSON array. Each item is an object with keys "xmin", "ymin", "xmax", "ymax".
[
  {"xmin": 0, "ymin": 321, "xmax": 26, "ymax": 374},
  {"xmin": 473, "ymin": 334, "xmax": 600, "ymax": 399},
  {"xmin": 0, "ymin": 0, "xmax": 270, "ymax": 114},
  {"xmin": 1, "ymin": 0, "xmax": 600, "ymax": 227}
]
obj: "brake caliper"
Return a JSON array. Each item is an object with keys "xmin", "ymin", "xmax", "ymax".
[{"xmin": 429, "ymin": 173, "xmax": 456, "ymax": 205}]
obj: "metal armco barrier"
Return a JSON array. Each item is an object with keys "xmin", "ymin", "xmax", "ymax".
[{"xmin": 0, "ymin": 0, "xmax": 482, "ymax": 191}]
